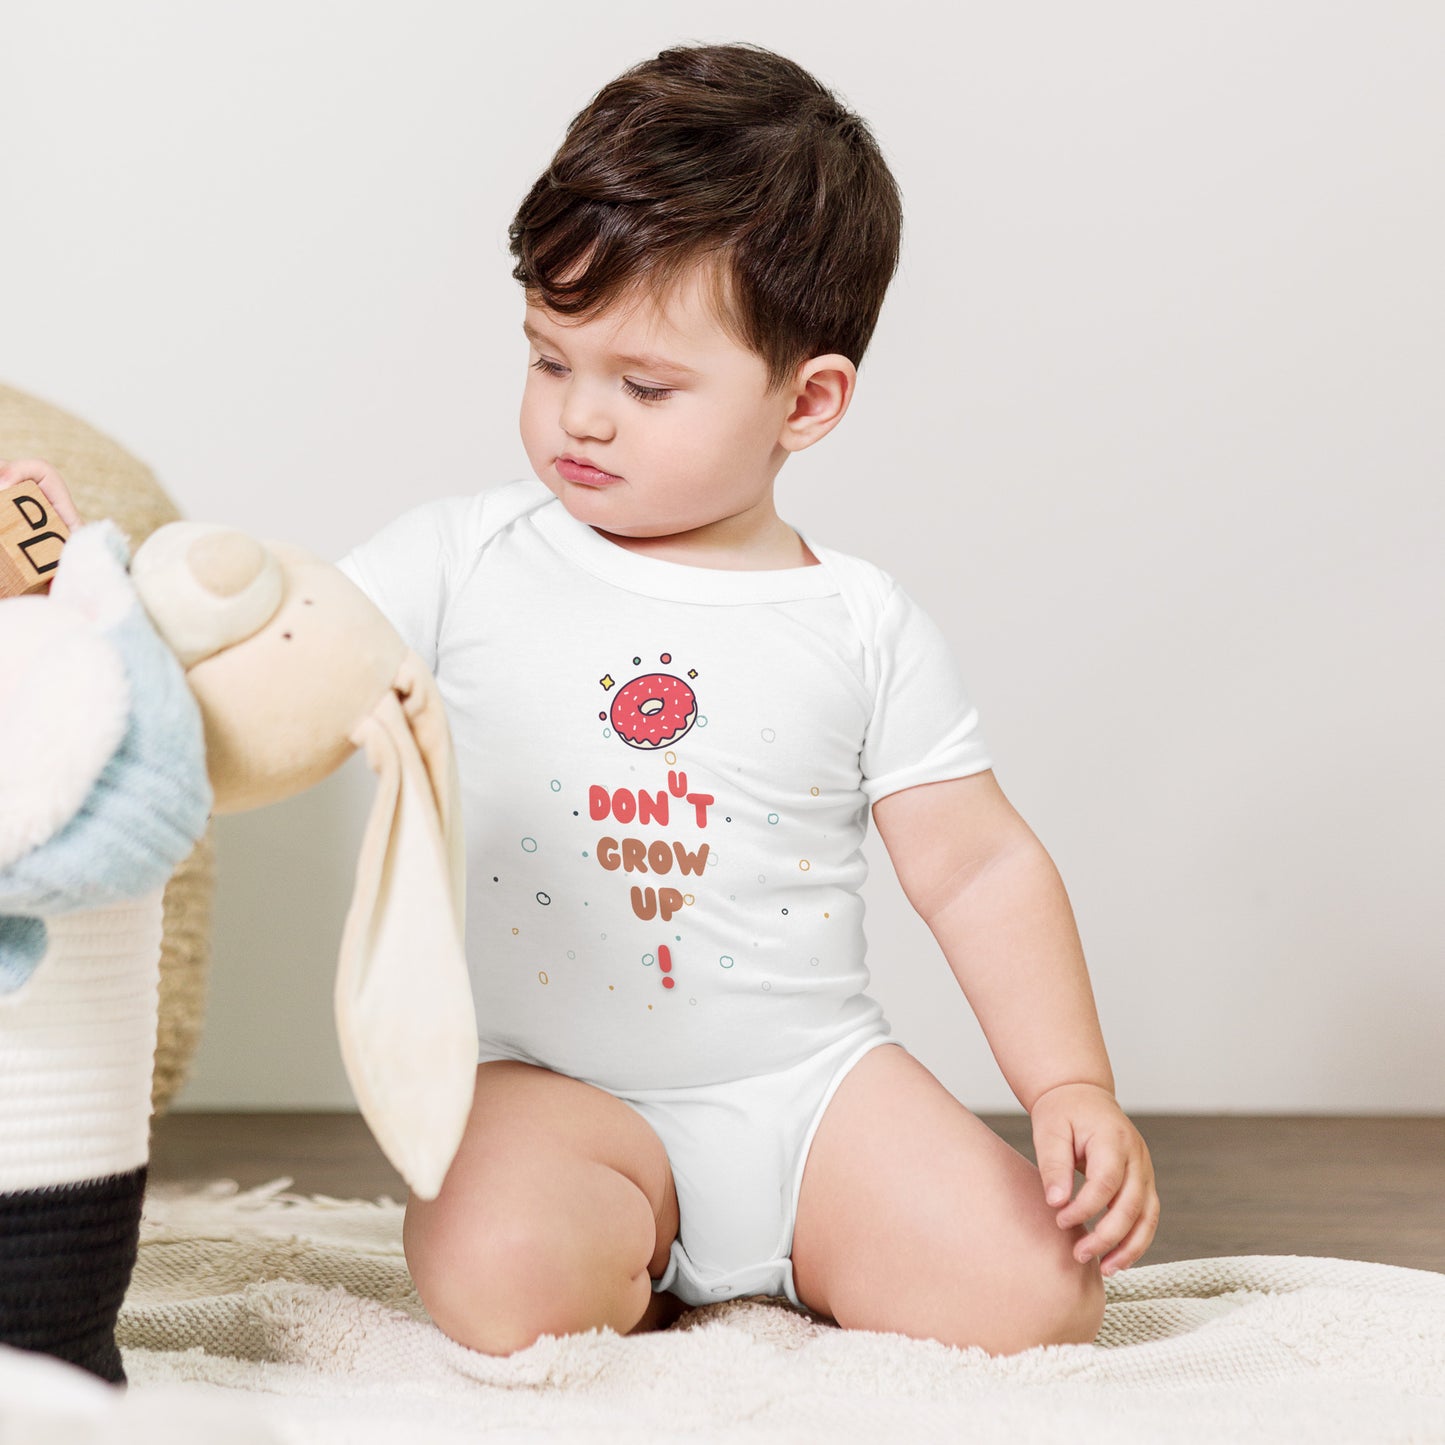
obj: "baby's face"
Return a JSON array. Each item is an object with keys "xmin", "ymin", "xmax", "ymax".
[{"xmin": 519, "ymin": 266, "xmax": 798, "ymax": 547}]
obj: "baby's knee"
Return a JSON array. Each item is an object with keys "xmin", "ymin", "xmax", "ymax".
[
  {"xmin": 403, "ymin": 1195, "xmax": 653, "ymax": 1357},
  {"xmin": 1038, "ymin": 1252, "xmax": 1106, "ymax": 1347},
  {"xmin": 965, "ymin": 1249, "xmax": 1103, "ymax": 1355},
  {"xmin": 950, "ymin": 1233, "xmax": 1104, "ymax": 1355},
  {"xmin": 1000, "ymin": 1216, "xmax": 1107, "ymax": 1350}
]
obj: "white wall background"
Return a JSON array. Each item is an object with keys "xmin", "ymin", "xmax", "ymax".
[{"xmin": 3, "ymin": 1, "xmax": 1441, "ymax": 1112}]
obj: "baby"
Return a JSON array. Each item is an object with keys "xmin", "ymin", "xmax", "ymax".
[
  {"xmin": 340, "ymin": 40, "xmax": 1158, "ymax": 1356},
  {"xmin": 5, "ymin": 41, "xmax": 1157, "ymax": 1358}
]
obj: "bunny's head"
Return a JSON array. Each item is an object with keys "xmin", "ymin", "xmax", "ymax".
[
  {"xmin": 131, "ymin": 528, "xmax": 402, "ymax": 810},
  {"xmin": 131, "ymin": 523, "xmax": 476, "ymax": 1201}
]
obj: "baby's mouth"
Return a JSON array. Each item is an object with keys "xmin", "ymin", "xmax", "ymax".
[{"xmin": 556, "ymin": 456, "xmax": 623, "ymax": 485}]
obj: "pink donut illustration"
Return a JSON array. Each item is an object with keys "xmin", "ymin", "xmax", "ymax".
[{"xmin": 611, "ymin": 673, "xmax": 697, "ymax": 750}]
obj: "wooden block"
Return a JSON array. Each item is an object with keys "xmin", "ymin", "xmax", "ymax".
[{"xmin": 0, "ymin": 480, "xmax": 70, "ymax": 599}]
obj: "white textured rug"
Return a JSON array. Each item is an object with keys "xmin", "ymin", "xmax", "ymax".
[{"xmin": 1, "ymin": 1178, "xmax": 1443, "ymax": 1444}]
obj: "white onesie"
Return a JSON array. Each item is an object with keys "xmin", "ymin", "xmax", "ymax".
[{"xmin": 339, "ymin": 476, "xmax": 993, "ymax": 1306}]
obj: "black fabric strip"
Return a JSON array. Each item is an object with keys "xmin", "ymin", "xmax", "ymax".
[{"xmin": 0, "ymin": 1166, "xmax": 148, "ymax": 1385}]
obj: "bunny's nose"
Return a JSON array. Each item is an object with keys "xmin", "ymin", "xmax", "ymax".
[{"xmin": 132, "ymin": 521, "xmax": 284, "ymax": 666}]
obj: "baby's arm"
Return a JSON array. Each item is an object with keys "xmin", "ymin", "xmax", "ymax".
[{"xmin": 872, "ymin": 769, "xmax": 1159, "ymax": 1277}]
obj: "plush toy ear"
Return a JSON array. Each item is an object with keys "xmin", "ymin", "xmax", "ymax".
[
  {"xmin": 334, "ymin": 653, "xmax": 476, "ymax": 1200},
  {"xmin": 390, "ymin": 652, "xmax": 466, "ymax": 939}
]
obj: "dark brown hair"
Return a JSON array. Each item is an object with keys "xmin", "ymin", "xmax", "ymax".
[{"xmin": 508, "ymin": 43, "xmax": 903, "ymax": 392}]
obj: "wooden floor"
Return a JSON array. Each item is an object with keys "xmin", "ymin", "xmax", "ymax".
[{"xmin": 149, "ymin": 1112, "xmax": 1445, "ymax": 1274}]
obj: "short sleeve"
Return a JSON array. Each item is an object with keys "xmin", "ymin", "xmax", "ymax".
[
  {"xmin": 859, "ymin": 583, "xmax": 992, "ymax": 804},
  {"xmin": 335, "ymin": 495, "xmax": 484, "ymax": 674}
]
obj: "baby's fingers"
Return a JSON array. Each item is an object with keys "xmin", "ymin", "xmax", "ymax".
[
  {"xmin": 1097, "ymin": 1194, "xmax": 1161, "ymax": 1277},
  {"xmin": 0, "ymin": 458, "xmax": 81, "ymax": 528},
  {"xmin": 1072, "ymin": 1170, "xmax": 1153, "ymax": 1265},
  {"xmin": 1053, "ymin": 1154, "xmax": 1125, "ymax": 1230},
  {"xmin": 1033, "ymin": 1121, "xmax": 1082, "ymax": 1209}
]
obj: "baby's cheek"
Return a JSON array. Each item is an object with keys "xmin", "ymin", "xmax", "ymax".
[{"xmin": 514, "ymin": 378, "xmax": 546, "ymax": 427}]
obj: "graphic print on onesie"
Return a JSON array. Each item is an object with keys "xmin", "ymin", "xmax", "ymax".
[
  {"xmin": 592, "ymin": 652, "xmax": 709, "ymax": 990},
  {"xmin": 482, "ymin": 617, "xmax": 885, "ymax": 1094}
]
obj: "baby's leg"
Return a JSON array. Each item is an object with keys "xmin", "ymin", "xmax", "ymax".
[
  {"xmin": 404, "ymin": 1060, "xmax": 684, "ymax": 1356},
  {"xmin": 790, "ymin": 1044, "xmax": 1105, "ymax": 1354}
]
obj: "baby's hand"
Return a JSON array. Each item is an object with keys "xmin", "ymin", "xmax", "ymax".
[
  {"xmin": 0, "ymin": 457, "xmax": 82, "ymax": 528},
  {"xmin": 1030, "ymin": 1081, "xmax": 1159, "ymax": 1277}
]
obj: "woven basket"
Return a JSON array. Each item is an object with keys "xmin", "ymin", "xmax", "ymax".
[{"xmin": 0, "ymin": 380, "xmax": 215, "ymax": 1114}]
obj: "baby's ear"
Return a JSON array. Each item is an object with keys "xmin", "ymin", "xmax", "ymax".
[{"xmin": 779, "ymin": 354, "xmax": 857, "ymax": 452}]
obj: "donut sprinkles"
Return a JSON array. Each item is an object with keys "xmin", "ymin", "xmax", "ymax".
[{"xmin": 603, "ymin": 656, "xmax": 699, "ymax": 751}]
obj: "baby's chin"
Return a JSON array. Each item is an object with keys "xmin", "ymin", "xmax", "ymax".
[
  {"xmin": 536, "ymin": 470, "xmax": 718, "ymax": 542},
  {"xmin": 545, "ymin": 481, "xmax": 656, "ymax": 535}
]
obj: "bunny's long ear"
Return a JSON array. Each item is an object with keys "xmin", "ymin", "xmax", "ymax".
[
  {"xmin": 335, "ymin": 656, "xmax": 476, "ymax": 1200},
  {"xmin": 391, "ymin": 652, "xmax": 465, "ymax": 938}
]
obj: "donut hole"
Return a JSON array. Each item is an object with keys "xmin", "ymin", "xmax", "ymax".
[{"xmin": 640, "ymin": 698, "xmax": 665, "ymax": 716}]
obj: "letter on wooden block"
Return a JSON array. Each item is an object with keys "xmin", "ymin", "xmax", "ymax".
[{"xmin": 0, "ymin": 480, "xmax": 70, "ymax": 598}]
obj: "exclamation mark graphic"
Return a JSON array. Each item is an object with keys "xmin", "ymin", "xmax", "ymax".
[{"xmin": 658, "ymin": 944, "xmax": 675, "ymax": 989}]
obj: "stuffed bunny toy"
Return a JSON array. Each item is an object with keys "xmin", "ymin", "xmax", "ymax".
[
  {"xmin": 0, "ymin": 522, "xmax": 211, "ymax": 1384},
  {"xmin": 0, "ymin": 519, "xmax": 477, "ymax": 1384}
]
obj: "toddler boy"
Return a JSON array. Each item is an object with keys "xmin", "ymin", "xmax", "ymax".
[{"xmin": 339, "ymin": 41, "xmax": 1158, "ymax": 1357}]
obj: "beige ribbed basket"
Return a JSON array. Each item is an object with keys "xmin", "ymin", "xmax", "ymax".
[{"xmin": 0, "ymin": 380, "xmax": 214, "ymax": 1114}]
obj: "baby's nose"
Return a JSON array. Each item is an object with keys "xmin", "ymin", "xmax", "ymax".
[{"xmin": 560, "ymin": 380, "xmax": 617, "ymax": 442}]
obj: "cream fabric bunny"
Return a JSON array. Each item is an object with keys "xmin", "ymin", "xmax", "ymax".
[{"xmin": 132, "ymin": 523, "xmax": 477, "ymax": 1203}]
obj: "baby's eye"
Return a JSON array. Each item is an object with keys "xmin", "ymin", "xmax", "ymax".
[
  {"xmin": 531, "ymin": 356, "xmax": 568, "ymax": 378},
  {"xmin": 622, "ymin": 378, "xmax": 675, "ymax": 403}
]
